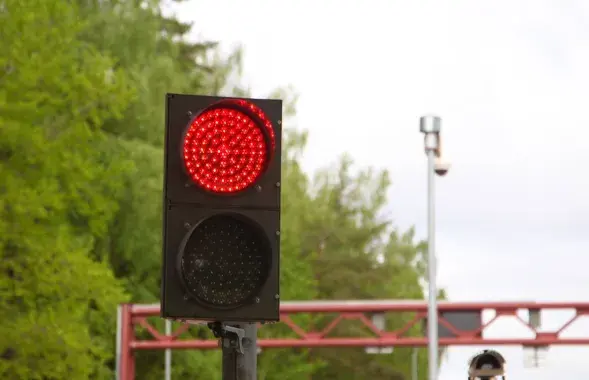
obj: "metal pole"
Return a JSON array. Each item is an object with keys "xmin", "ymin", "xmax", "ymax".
[
  {"xmin": 426, "ymin": 148, "xmax": 438, "ymax": 380},
  {"xmin": 165, "ymin": 319, "xmax": 172, "ymax": 380},
  {"xmin": 419, "ymin": 115, "xmax": 441, "ymax": 380},
  {"xmin": 221, "ymin": 323, "xmax": 257, "ymax": 380},
  {"xmin": 115, "ymin": 305, "xmax": 122, "ymax": 380},
  {"xmin": 412, "ymin": 347, "xmax": 418, "ymax": 380},
  {"xmin": 119, "ymin": 304, "xmax": 135, "ymax": 380}
]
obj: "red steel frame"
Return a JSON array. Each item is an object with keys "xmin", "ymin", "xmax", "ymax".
[{"xmin": 119, "ymin": 300, "xmax": 589, "ymax": 380}]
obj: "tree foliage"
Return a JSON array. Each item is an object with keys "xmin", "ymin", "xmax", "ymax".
[
  {"xmin": 0, "ymin": 0, "xmax": 132, "ymax": 378},
  {"xmin": 0, "ymin": 0, "xmax": 438, "ymax": 378}
]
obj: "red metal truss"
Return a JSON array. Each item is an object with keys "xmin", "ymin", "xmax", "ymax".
[{"xmin": 118, "ymin": 300, "xmax": 589, "ymax": 380}]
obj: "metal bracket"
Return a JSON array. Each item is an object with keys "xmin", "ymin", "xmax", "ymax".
[{"xmin": 208, "ymin": 322, "xmax": 246, "ymax": 354}]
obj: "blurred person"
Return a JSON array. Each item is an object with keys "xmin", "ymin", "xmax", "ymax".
[{"xmin": 468, "ymin": 350, "xmax": 506, "ymax": 380}]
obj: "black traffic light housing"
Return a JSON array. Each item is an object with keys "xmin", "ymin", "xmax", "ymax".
[{"xmin": 161, "ymin": 93, "xmax": 282, "ymax": 322}]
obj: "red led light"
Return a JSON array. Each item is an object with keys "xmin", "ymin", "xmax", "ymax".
[
  {"xmin": 183, "ymin": 103, "xmax": 271, "ymax": 194},
  {"xmin": 232, "ymin": 99, "xmax": 276, "ymax": 152}
]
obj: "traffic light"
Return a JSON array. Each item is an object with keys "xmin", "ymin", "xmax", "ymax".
[{"xmin": 161, "ymin": 93, "xmax": 282, "ymax": 322}]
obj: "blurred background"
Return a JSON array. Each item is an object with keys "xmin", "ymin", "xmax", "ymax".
[{"xmin": 1, "ymin": 0, "xmax": 588, "ymax": 379}]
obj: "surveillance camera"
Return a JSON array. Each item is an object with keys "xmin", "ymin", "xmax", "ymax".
[{"xmin": 434, "ymin": 159, "xmax": 451, "ymax": 176}]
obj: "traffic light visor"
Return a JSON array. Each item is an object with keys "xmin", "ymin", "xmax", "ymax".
[{"xmin": 182, "ymin": 99, "xmax": 275, "ymax": 194}]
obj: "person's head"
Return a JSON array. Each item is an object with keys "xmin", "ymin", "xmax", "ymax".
[{"xmin": 468, "ymin": 350, "xmax": 506, "ymax": 379}]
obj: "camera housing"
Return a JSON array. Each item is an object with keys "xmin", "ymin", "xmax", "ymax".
[{"xmin": 434, "ymin": 158, "xmax": 451, "ymax": 177}]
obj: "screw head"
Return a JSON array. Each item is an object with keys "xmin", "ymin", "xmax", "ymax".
[
  {"xmin": 255, "ymin": 185, "xmax": 262, "ymax": 192},
  {"xmin": 275, "ymin": 230, "xmax": 280, "ymax": 236},
  {"xmin": 274, "ymin": 294, "xmax": 280, "ymax": 300},
  {"xmin": 184, "ymin": 222, "xmax": 191, "ymax": 229},
  {"xmin": 255, "ymin": 297, "xmax": 260, "ymax": 303},
  {"xmin": 275, "ymin": 182, "xmax": 281, "ymax": 187},
  {"xmin": 187, "ymin": 111, "xmax": 193, "ymax": 117}
]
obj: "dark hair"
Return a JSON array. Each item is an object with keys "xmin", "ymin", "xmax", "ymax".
[{"xmin": 475, "ymin": 354, "xmax": 502, "ymax": 369}]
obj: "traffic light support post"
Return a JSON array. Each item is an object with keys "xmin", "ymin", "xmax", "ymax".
[{"xmin": 209, "ymin": 322, "xmax": 257, "ymax": 380}]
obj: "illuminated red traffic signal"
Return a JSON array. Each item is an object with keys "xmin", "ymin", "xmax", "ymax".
[
  {"xmin": 182, "ymin": 99, "xmax": 276, "ymax": 193},
  {"xmin": 161, "ymin": 94, "xmax": 282, "ymax": 322}
]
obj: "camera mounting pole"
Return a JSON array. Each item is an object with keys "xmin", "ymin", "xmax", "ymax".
[
  {"xmin": 208, "ymin": 322, "xmax": 257, "ymax": 380},
  {"xmin": 420, "ymin": 115, "xmax": 442, "ymax": 380}
]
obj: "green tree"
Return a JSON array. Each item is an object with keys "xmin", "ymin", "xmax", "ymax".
[
  {"xmin": 0, "ymin": 0, "xmax": 133, "ymax": 378},
  {"xmin": 293, "ymin": 155, "xmax": 431, "ymax": 380}
]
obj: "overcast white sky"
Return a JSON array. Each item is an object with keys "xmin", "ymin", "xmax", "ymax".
[{"xmin": 166, "ymin": 0, "xmax": 589, "ymax": 378}]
